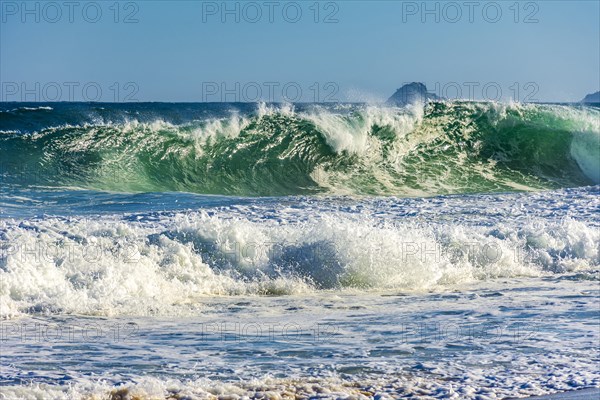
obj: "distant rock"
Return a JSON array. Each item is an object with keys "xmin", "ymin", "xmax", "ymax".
[
  {"xmin": 386, "ymin": 82, "xmax": 443, "ymax": 106},
  {"xmin": 581, "ymin": 91, "xmax": 600, "ymax": 103}
]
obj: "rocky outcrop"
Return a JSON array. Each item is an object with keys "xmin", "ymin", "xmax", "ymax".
[
  {"xmin": 581, "ymin": 91, "xmax": 600, "ymax": 103},
  {"xmin": 386, "ymin": 82, "xmax": 442, "ymax": 106}
]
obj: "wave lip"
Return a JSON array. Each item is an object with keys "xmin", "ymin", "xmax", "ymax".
[{"xmin": 571, "ymin": 129, "xmax": 600, "ymax": 184}]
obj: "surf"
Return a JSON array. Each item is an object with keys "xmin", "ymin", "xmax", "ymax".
[{"xmin": 1, "ymin": 101, "xmax": 598, "ymax": 196}]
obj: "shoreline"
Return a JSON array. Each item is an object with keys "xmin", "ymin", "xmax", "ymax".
[{"xmin": 518, "ymin": 388, "xmax": 600, "ymax": 399}]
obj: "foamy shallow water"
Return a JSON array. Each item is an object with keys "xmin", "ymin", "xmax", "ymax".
[
  {"xmin": 1, "ymin": 186, "xmax": 599, "ymax": 399},
  {"xmin": 1, "ymin": 277, "xmax": 599, "ymax": 399}
]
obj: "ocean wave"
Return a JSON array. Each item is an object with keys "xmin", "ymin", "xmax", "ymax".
[
  {"xmin": 0, "ymin": 102, "xmax": 598, "ymax": 196},
  {"xmin": 1, "ymin": 202, "xmax": 597, "ymax": 318}
]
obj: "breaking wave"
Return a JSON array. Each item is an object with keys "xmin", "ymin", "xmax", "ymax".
[{"xmin": 1, "ymin": 102, "xmax": 598, "ymax": 196}]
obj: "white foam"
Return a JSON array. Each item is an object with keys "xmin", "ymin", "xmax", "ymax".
[
  {"xmin": 1, "ymin": 203, "xmax": 597, "ymax": 319},
  {"xmin": 10, "ymin": 106, "xmax": 54, "ymax": 112},
  {"xmin": 1, "ymin": 367, "xmax": 598, "ymax": 400},
  {"xmin": 301, "ymin": 104, "xmax": 423, "ymax": 154}
]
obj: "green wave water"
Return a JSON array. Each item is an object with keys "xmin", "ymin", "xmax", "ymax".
[{"xmin": 1, "ymin": 102, "xmax": 598, "ymax": 196}]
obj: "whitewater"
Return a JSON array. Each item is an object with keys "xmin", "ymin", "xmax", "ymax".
[{"xmin": 0, "ymin": 101, "xmax": 599, "ymax": 399}]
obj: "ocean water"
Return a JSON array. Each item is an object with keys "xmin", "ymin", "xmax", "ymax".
[{"xmin": 0, "ymin": 102, "xmax": 599, "ymax": 399}]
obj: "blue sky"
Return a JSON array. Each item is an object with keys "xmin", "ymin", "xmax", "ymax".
[{"xmin": 1, "ymin": 0, "xmax": 599, "ymax": 102}]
